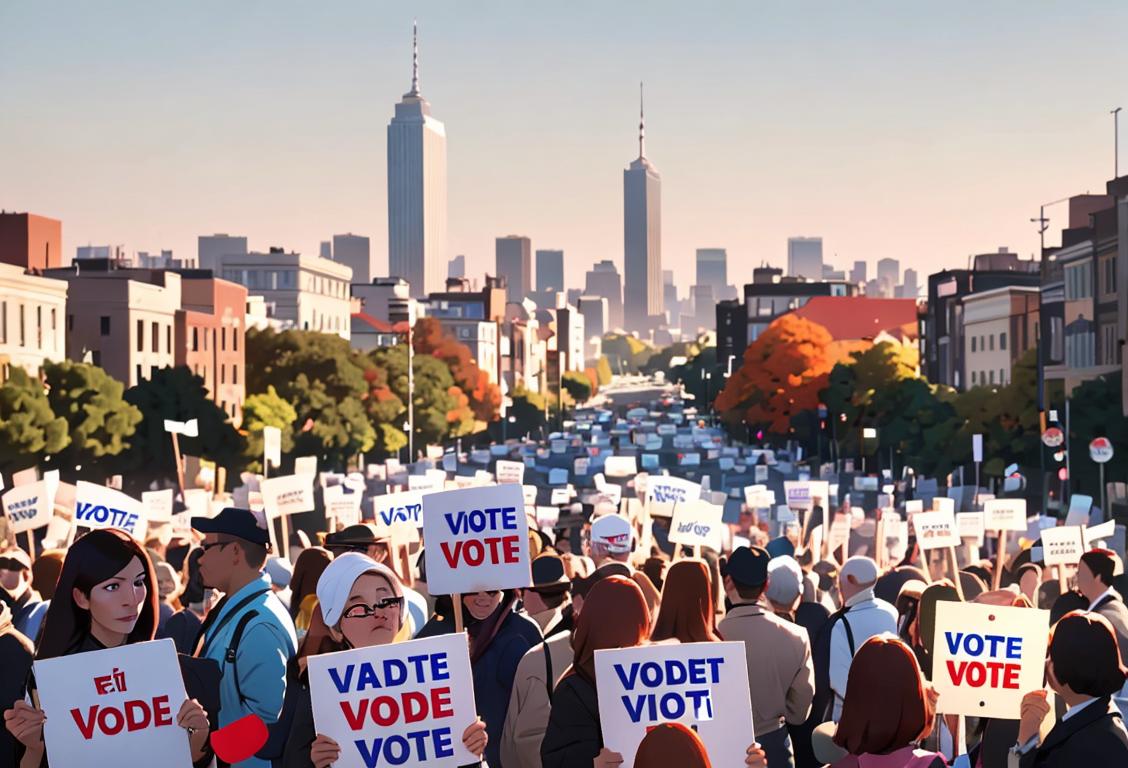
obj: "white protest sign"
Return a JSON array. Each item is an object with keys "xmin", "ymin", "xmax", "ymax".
[
  {"xmin": 905, "ymin": 499, "xmax": 923, "ymax": 515},
  {"xmin": 371, "ymin": 490, "xmax": 424, "ymax": 531},
  {"xmin": 141, "ymin": 489, "xmax": 174, "ymax": 524},
  {"xmin": 294, "ymin": 455, "xmax": 319, "ymax": 477},
  {"xmin": 163, "ymin": 419, "xmax": 198, "ymax": 437},
  {"xmin": 2, "ymin": 480, "xmax": 55, "ymax": 535},
  {"xmin": 422, "ymin": 484, "xmax": 531, "ymax": 594},
  {"xmin": 983, "ymin": 498, "xmax": 1027, "ymax": 532},
  {"xmin": 956, "ymin": 512, "xmax": 985, "ymax": 545},
  {"xmin": 1065, "ymin": 494, "xmax": 1093, "ymax": 527},
  {"xmin": 307, "ymin": 633, "xmax": 478, "ymax": 768},
  {"xmin": 182, "ymin": 488, "xmax": 210, "ymax": 518},
  {"xmin": 74, "ymin": 481, "xmax": 146, "ymax": 538},
  {"xmin": 604, "ymin": 456, "xmax": 638, "ymax": 478},
  {"xmin": 668, "ymin": 500, "xmax": 724, "ymax": 552},
  {"xmin": 260, "ymin": 473, "xmax": 314, "ymax": 518},
  {"xmin": 595, "ymin": 641, "xmax": 754, "ymax": 767},
  {"xmin": 783, "ymin": 481, "xmax": 829, "ymax": 513},
  {"xmin": 1084, "ymin": 519, "xmax": 1116, "ymax": 547},
  {"xmin": 262, "ymin": 426, "xmax": 282, "ymax": 469},
  {"xmin": 549, "ymin": 488, "xmax": 571, "ymax": 506},
  {"xmin": 932, "ymin": 497, "xmax": 955, "ymax": 514},
  {"xmin": 521, "ymin": 484, "xmax": 538, "ymax": 507},
  {"xmin": 408, "ymin": 474, "xmax": 441, "ymax": 493},
  {"xmin": 495, "ymin": 460, "xmax": 525, "ymax": 485},
  {"xmin": 743, "ymin": 485, "xmax": 775, "ymax": 509},
  {"xmin": 913, "ymin": 510, "xmax": 960, "ymax": 550},
  {"xmin": 35, "ymin": 638, "xmax": 192, "ymax": 768},
  {"xmin": 324, "ymin": 485, "xmax": 362, "ymax": 528},
  {"xmin": 646, "ymin": 476, "xmax": 701, "ymax": 518},
  {"xmin": 1040, "ymin": 525, "xmax": 1086, "ymax": 567},
  {"xmin": 573, "ymin": 457, "xmax": 590, "ymax": 476},
  {"xmin": 972, "ymin": 433, "xmax": 983, "ymax": 464},
  {"xmin": 535, "ymin": 506, "xmax": 560, "ymax": 528},
  {"xmin": 827, "ymin": 512, "xmax": 851, "ymax": 553},
  {"xmin": 932, "ymin": 602, "xmax": 1050, "ymax": 719}
]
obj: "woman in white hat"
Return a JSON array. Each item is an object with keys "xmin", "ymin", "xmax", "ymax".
[{"xmin": 282, "ymin": 552, "xmax": 488, "ymax": 767}]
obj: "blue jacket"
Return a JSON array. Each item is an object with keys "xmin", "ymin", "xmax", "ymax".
[{"xmin": 199, "ymin": 574, "xmax": 297, "ymax": 768}]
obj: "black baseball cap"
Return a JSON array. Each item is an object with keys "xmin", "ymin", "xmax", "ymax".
[
  {"xmin": 192, "ymin": 507, "xmax": 270, "ymax": 546},
  {"xmin": 721, "ymin": 546, "xmax": 770, "ymax": 588}
]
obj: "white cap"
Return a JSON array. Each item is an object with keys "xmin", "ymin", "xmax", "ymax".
[
  {"xmin": 765, "ymin": 556, "xmax": 803, "ymax": 606},
  {"xmin": 316, "ymin": 552, "xmax": 403, "ymax": 628},
  {"xmin": 591, "ymin": 514, "xmax": 632, "ymax": 553}
]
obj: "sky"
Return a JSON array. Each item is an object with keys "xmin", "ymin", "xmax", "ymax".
[{"xmin": 3, "ymin": 1, "xmax": 1128, "ymax": 294}]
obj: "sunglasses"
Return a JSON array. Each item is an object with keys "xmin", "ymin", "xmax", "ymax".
[
  {"xmin": 343, "ymin": 596, "xmax": 404, "ymax": 619},
  {"xmin": 200, "ymin": 541, "xmax": 232, "ymax": 553}
]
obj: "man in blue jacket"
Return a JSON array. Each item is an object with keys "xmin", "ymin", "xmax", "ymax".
[{"xmin": 194, "ymin": 508, "xmax": 297, "ymax": 768}]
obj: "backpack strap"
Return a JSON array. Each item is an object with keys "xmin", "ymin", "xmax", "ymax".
[
  {"xmin": 227, "ymin": 609, "xmax": 260, "ymax": 705},
  {"xmin": 542, "ymin": 639, "xmax": 555, "ymax": 703}
]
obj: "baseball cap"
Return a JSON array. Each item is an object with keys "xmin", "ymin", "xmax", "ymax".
[
  {"xmin": 0, "ymin": 548, "xmax": 32, "ymax": 571},
  {"xmin": 721, "ymin": 546, "xmax": 769, "ymax": 588},
  {"xmin": 590, "ymin": 514, "xmax": 632, "ymax": 553},
  {"xmin": 264, "ymin": 556, "xmax": 294, "ymax": 589},
  {"xmin": 191, "ymin": 507, "xmax": 270, "ymax": 546}
]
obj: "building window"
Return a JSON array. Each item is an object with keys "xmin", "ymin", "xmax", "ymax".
[
  {"xmin": 91, "ymin": 350, "xmax": 101, "ymax": 366},
  {"xmin": 233, "ymin": 327, "xmax": 238, "ymax": 351},
  {"xmin": 988, "ymin": 335, "xmax": 994, "ymax": 351},
  {"xmin": 136, "ymin": 364, "xmax": 143, "ymax": 383},
  {"xmin": 220, "ymin": 365, "xmax": 225, "ymax": 385},
  {"xmin": 1000, "ymin": 332, "xmax": 1007, "ymax": 351},
  {"xmin": 192, "ymin": 327, "xmax": 199, "ymax": 351},
  {"xmin": 50, "ymin": 308, "xmax": 56, "ymax": 332},
  {"xmin": 0, "ymin": 301, "xmax": 6, "ymax": 343},
  {"xmin": 989, "ymin": 370, "xmax": 995, "ymax": 385},
  {"xmin": 18, "ymin": 304, "xmax": 25, "ymax": 346},
  {"xmin": 151, "ymin": 321, "xmax": 159, "ymax": 353},
  {"xmin": 221, "ymin": 327, "xmax": 226, "ymax": 351},
  {"xmin": 36, "ymin": 306, "xmax": 42, "ymax": 347},
  {"xmin": 1000, "ymin": 368, "xmax": 1005, "ymax": 384},
  {"xmin": 136, "ymin": 319, "xmax": 143, "ymax": 351},
  {"xmin": 203, "ymin": 328, "xmax": 208, "ymax": 351},
  {"xmin": 232, "ymin": 364, "xmax": 238, "ymax": 385},
  {"xmin": 99, "ymin": 316, "xmax": 110, "ymax": 336},
  {"xmin": 166, "ymin": 325, "xmax": 171, "ymax": 354},
  {"xmin": 971, "ymin": 336, "xmax": 977, "ymax": 352}
]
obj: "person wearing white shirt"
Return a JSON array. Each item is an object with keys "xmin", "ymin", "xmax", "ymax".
[{"xmin": 828, "ymin": 556, "xmax": 898, "ymax": 721}]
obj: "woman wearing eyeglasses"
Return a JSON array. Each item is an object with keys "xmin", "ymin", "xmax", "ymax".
[
  {"xmin": 281, "ymin": 553, "xmax": 488, "ymax": 767},
  {"xmin": 417, "ymin": 587, "xmax": 543, "ymax": 768}
]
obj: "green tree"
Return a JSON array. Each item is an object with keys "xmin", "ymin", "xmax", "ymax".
[
  {"xmin": 596, "ymin": 356, "xmax": 613, "ymax": 386},
  {"xmin": 1064, "ymin": 370, "xmax": 1128, "ymax": 499},
  {"xmin": 42, "ymin": 360, "xmax": 142, "ymax": 482},
  {"xmin": 0, "ymin": 367, "xmax": 69, "ymax": 476},
  {"xmin": 370, "ymin": 345, "xmax": 474, "ymax": 450},
  {"xmin": 241, "ymin": 385, "xmax": 297, "ymax": 473},
  {"xmin": 670, "ymin": 346, "xmax": 721, "ymax": 408},
  {"xmin": 508, "ymin": 385, "xmax": 547, "ymax": 440},
  {"xmin": 561, "ymin": 370, "xmax": 593, "ymax": 403},
  {"xmin": 601, "ymin": 333, "xmax": 654, "ymax": 373},
  {"xmin": 289, "ymin": 375, "xmax": 376, "ymax": 467},
  {"xmin": 110, "ymin": 366, "xmax": 244, "ymax": 493}
]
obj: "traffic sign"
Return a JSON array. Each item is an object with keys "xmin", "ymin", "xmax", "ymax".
[
  {"xmin": 1041, "ymin": 427, "xmax": 1064, "ymax": 448},
  {"xmin": 1090, "ymin": 437, "xmax": 1114, "ymax": 464}
]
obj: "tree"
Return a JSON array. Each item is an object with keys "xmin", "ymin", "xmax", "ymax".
[
  {"xmin": 508, "ymin": 385, "xmax": 547, "ymax": 440},
  {"xmin": 42, "ymin": 360, "xmax": 142, "ymax": 482},
  {"xmin": 0, "ymin": 367, "xmax": 69, "ymax": 476},
  {"xmin": 412, "ymin": 317, "xmax": 502, "ymax": 422},
  {"xmin": 288, "ymin": 375, "xmax": 376, "ymax": 467},
  {"xmin": 370, "ymin": 345, "xmax": 474, "ymax": 450},
  {"xmin": 952, "ymin": 349, "xmax": 1041, "ymax": 479},
  {"xmin": 715, "ymin": 315, "xmax": 841, "ymax": 437},
  {"xmin": 582, "ymin": 367, "xmax": 599, "ymax": 397},
  {"xmin": 562, "ymin": 370, "xmax": 593, "ymax": 403},
  {"xmin": 241, "ymin": 385, "xmax": 297, "ymax": 473},
  {"xmin": 602, "ymin": 334, "xmax": 654, "ymax": 373},
  {"xmin": 670, "ymin": 346, "xmax": 721, "ymax": 408},
  {"xmin": 110, "ymin": 366, "xmax": 244, "ymax": 492},
  {"xmin": 595, "ymin": 356, "xmax": 613, "ymax": 386},
  {"xmin": 1063, "ymin": 370, "xmax": 1128, "ymax": 499}
]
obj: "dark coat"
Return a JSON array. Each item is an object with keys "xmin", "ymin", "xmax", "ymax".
[
  {"xmin": 0, "ymin": 605, "xmax": 34, "ymax": 768},
  {"xmin": 1019, "ymin": 697, "xmax": 1128, "ymax": 767},
  {"xmin": 1093, "ymin": 593, "xmax": 1128, "ymax": 666},
  {"xmin": 540, "ymin": 674, "xmax": 602, "ymax": 768}
]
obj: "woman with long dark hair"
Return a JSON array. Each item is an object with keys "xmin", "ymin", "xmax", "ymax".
[
  {"xmin": 2, "ymin": 529, "xmax": 212, "ymax": 768},
  {"xmin": 651, "ymin": 559, "xmax": 723, "ymax": 644}
]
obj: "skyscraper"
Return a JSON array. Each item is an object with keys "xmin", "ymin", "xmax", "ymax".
[
  {"xmin": 696, "ymin": 248, "xmax": 736, "ymax": 300},
  {"xmin": 787, "ymin": 237, "xmax": 823, "ymax": 280},
  {"xmin": 535, "ymin": 249, "xmax": 564, "ymax": 294},
  {"xmin": 448, "ymin": 254, "xmax": 465, "ymax": 279},
  {"xmin": 877, "ymin": 257, "xmax": 900, "ymax": 290},
  {"xmin": 899, "ymin": 268, "xmax": 919, "ymax": 299},
  {"xmin": 387, "ymin": 22, "xmax": 447, "ymax": 298},
  {"xmin": 850, "ymin": 260, "xmax": 867, "ymax": 285},
  {"xmin": 198, "ymin": 234, "xmax": 247, "ymax": 273},
  {"xmin": 584, "ymin": 259, "xmax": 623, "ymax": 330},
  {"xmin": 332, "ymin": 233, "xmax": 372, "ymax": 284},
  {"xmin": 496, "ymin": 235, "xmax": 531, "ymax": 303},
  {"xmin": 623, "ymin": 83, "xmax": 662, "ymax": 333}
]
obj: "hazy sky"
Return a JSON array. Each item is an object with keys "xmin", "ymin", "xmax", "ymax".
[{"xmin": 3, "ymin": 2, "xmax": 1127, "ymax": 294}]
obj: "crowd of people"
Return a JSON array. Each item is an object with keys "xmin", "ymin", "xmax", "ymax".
[{"xmin": 2, "ymin": 491, "xmax": 1128, "ymax": 768}]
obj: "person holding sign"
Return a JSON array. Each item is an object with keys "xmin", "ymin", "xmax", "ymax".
[
  {"xmin": 280, "ymin": 553, "xmax": 488, "ymax": 767},
  {"xmin": 3, "ymin": 529, "xmax": 213, "ymax": 768},
  {"xmin": 1012, "ymin": 612, "xmax": 1128, "ymax": 765},
  {"xmin": 651, "ymin": 560, "xmax": 723, "ymax": 644},
  {"xmin": 829, "ymin": 636, "xmax": 946, "ymax": 768},
  {"xmin": 1077, "ymin": 550, "xmax": 1128, "ymax": 667}
]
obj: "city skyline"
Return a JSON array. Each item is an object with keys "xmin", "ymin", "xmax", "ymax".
[{"xmin": 4, "ymin": 2, "xmax": 1128, "ymax": 294}]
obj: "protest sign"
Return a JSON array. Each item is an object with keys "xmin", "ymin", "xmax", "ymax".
[
  {"xmin": 2, "ymin": 480, "xmax": 55, "ymax": 535},
  {"xmin": 1040, "ymin": 525, "xmax": 1085, "ymax": 567},
  {"xmin": 324, "ymin": 485, "xmax": 363, "ymax": 528},
  {"xmin": 913, "ymin": 510, "xmax": 960, "ymax": 550},
  {"xmin": 754, "ymin": 465, "xmax": 769, "ymax": 483},
  {"xmin": 422, "ymin": 484, "xmax": 531, "ymax": 594},
  {"xmin": 73, "ymin": 481, "xmax": 145, "ymax": 539},
  {"xmin": 783, "ymin": 481, "xmax": 829, "ymax": 513},
  {"xmin": 983, "ymin": 499, "xmax": 1027, "ymax": 531},
  {"xmin": 372, "ymin": 490, "xmax": 424, "ymax": 531},
  {"xmin": 535, "ymin": 506, "xmax": 560, "ymax": 528},
  {"xmin": 604, "ymin": 456, "xmax": 638, "ymax": 477},
  {"xmin": 519, "ymin": 485, "xmax": 537, "ymax": 507},
  {"xmin": 260, "ymin": 473, "xmax": 314, "ymax": 518},
  {"xmin": 35, "ymin": 638, "xmax": 192, "ymax": 768},
  {"xmin": 905, "ymin": 499, "xmax": 923, "ymax": 516},
  {"xmin": 307, "ymin": 633, "xmax": 477, "ymax": 768},
  {"xmin": 669, "ymin": 500, "xmax": 723, "ymax": 552},
  {"xmin": 141, "ymin": 490, "xmax": 173, "ymax": 524},
  {"xmin": 932, "ymin": 602, "xmax": 1050, "ymax": 719},
  {"xmin": 956, "ymin": 512, "xmax": 985, "ymax": 545},
  {"xmin": 595, "ymin": 641, "xmax": 754, "ymax": 766},
  {"xmin": 646, "ymin": 476, "xmax": 701, "ymax": 518},
  {"xmin": 550, "ymin": 439, "xmax": 567, "ymax": 454},
  {"xmin": 549, "ymin": 488, "xmax": 570, "ymax": 506},
  {"xmin": 932, "ymin": 497, "xmax": 955, "ymax": 514},
  {"xmin": 743, "ymin": 485, "xmax": 775, "ymax": 509},
  {"xmin": 495, "ymin": 460, "xmax": 525, "ymax": 485},
  {"xmin": 573, "ymin": 457, "xmax": 590, "ymax": 476},
  {"xmin": 548, "ymin": 468, "xmax": 568, "ymax": 486},
  {"xmin": 1065, "ymin": 494, "xmax": 1093, "ymax": 527},
  {"xmin": 294, "ymin": 455, "xmax": 318, "ymax": 477},
  {"xmin": 827, "ymin": 512, "xmax": 851, "ymax": 555},
  {"xmin": 263, "ymin": 425, "xmax": 282, "ymax": 468}
]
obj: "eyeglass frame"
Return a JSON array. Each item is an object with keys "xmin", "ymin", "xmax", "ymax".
[{"xmin": 342, "ymin": 596, "xmax": 405, "ymax": 619}]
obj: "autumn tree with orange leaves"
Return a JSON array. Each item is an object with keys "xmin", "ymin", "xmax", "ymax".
[
  {"xmin": 412, "ymin": 317, "xmax": 502, "ymax": 422},
  {"xmin": 714, "ymin": 314, "xmax": 842, "ymax": 437}
]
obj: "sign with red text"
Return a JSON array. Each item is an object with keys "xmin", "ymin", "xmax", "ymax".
[
  {"xmin": 595, "ymin": 641, "xmax": 754, "ymax": 767},
  {"xmin": 35, "ymin": 638, "xmax": 192, "ymax": 768},
  {"xmin": 308, "ymin": 633, "xmax": 478, "ymax": 768},
  {"xmin": 74, "ymin": 481, "xmax": 146, "ymax": 539},
  {"xmin": 669, "ymin": 499, "xmax": 724, "ymax": 552},
  {"xmin": 1040, "ymin": 525, "xmax": 1086, "ymax": 567},
  {"xmin": 422, "ymin": 484, "xmax": 531, "ymax": 594},
  {"xmin": 983, "ymin": 499, "xmax": 1027, "ymax": 532},
  {"xmin": 913, "ymin": 510, "xmax": 960, "ymax": 550},
  {"xmin": 2, "ymin": 480, "xmax": 55, "ymax": 535},
  {"xmin": 260, "ymin": 473, "xmax": 314, "ymax": 518},
  {"xmin": 932, "ymin": 602, "xmax": 1050, "ymax": 718}
]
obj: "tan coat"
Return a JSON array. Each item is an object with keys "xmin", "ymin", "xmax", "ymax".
[
  {"xmin": 500, "ymin": 632, "xmax": 574, "ymax": 768},
  {"xmin": 718, "ymin": 602, "xmax": 815, "ymax": 738}
]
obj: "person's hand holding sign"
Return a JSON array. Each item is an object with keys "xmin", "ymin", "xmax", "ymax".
[
  {"xmin": 594, "ymin": 746, "xmax": 624, "ymax": 767},
  {"xmin": 1017, "ymin": 689, "xmax": 1051, "ymax": 745},
  {"xmin": 4, "ymin": 699, "xmax": 46, "ymax": 764},
  {"xmin": 462, "ymin": 716, "xmax": 488, "ymax": 758},
  {"xmin": 308, "ymin": 715, "xmax": 488, "ymax": 767},
  {"xmin": 745, "ymin": 742, "xmax": 768, "ymax": 767},
  {"xmin": 175, "ymin": 697, "xmax": 210, "ymax": 760}
]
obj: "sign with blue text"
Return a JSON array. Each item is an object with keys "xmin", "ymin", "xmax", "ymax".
[{"xmin": 74, "ymin": 481, "xmax": 145, "ymax": 538}]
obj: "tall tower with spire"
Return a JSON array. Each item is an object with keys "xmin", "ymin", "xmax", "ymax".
[
  {"xmin": 623, "ymin": 82, "xmax": 662, "ymax": 334},
  {"xmin": 387, "ymin": 21, "xmax": 447, "ymax": 298}
]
